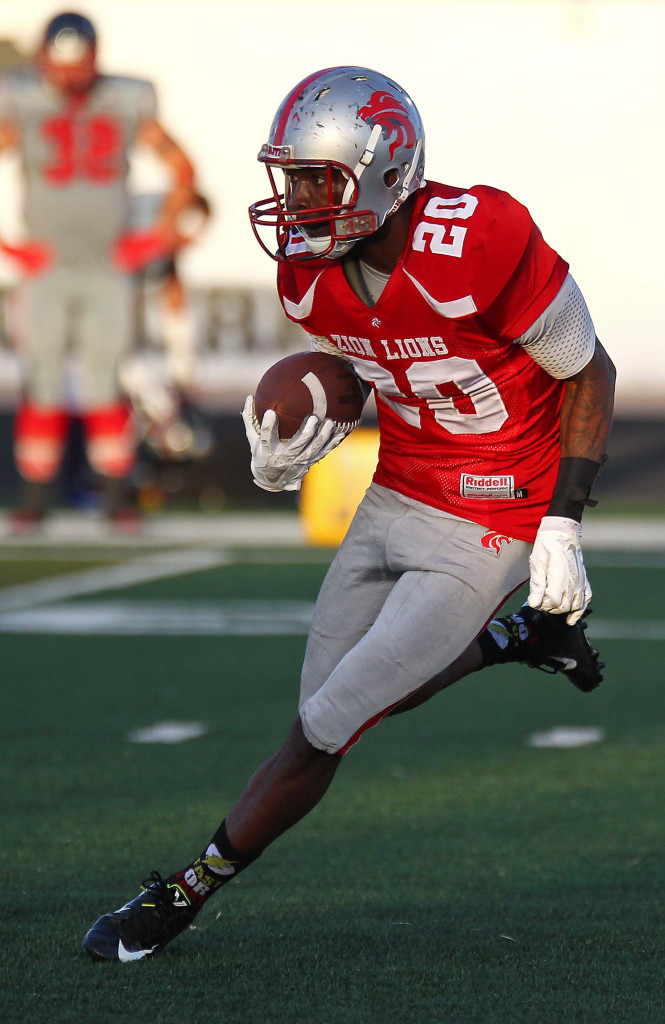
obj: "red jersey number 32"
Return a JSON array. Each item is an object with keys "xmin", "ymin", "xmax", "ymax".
[{"xmin": 41, "ymin": 115, "xmax": 123, "ymax": 184}]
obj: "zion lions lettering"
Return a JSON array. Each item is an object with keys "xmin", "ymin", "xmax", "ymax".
[{"xmin": 330, "ymin": 333, "xmax": 449, "ymax": 360}]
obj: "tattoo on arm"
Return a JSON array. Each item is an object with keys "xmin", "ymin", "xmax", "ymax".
[{"xmin": 559, "ymin": 339, "xmax": 616, "ymax": 461}]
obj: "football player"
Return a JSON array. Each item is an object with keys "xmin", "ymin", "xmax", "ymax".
[
  {"xmin": 0, "ymin": 11, "xmax": 197, "ymax": 530},
  {"xmin": 83, "ymin": 67, "xmax": 614, "ymax": 961},
  {"xmin": 118, "ymin": 190, "xmax": 213, "ymax": 462}
]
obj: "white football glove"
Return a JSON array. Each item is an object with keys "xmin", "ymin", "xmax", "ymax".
[
  {"xmin": 242, "ymin": 395, "xmax": 357, "ymax": 492},
  {"xmin": 527, "ymin": 516, "xmax": 592, "ymax": 626}
]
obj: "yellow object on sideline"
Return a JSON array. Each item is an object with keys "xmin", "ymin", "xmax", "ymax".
[{"xmin": 300, "ymin": 427, "xmax": 380, "ymax": 547}]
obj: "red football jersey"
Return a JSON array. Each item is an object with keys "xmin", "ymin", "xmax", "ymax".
[{"xmin": 277, "ymin": 182, "xmax": 569, "ymax": 542}]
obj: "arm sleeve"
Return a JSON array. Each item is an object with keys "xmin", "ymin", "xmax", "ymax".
[
  {"xmin": 135, "ymin": 79, "xmax": 158, "ymax": 122},
  {"xmin": 0, "ymin": 74, "xmax": 17, "ymax": 121},
  {"xmin": 514, "ymin": 273, "xmax": 596, "ymax": 379}
]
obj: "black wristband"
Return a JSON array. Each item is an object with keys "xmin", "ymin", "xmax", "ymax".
[{"xmin": 547, "ymin": 456, "xmax": 603, "ymax": 522}]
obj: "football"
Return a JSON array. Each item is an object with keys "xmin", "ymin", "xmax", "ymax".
[{"xmin": 254, "ymin": 351, "xmax": 365, "ymax": 439}]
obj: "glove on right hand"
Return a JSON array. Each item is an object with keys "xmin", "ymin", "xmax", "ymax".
[{"xmin": 242, "ymin": 395, "xmax": 356, "ymax": 492}]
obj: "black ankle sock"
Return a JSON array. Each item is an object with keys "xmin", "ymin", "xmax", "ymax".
[
  {"xmin": 477, "ymin": 610, "xmax": 539, "ymax": 667},
  {"xmin": 170, "ymin": 821, "xmax": 259, "ymax": 906}
]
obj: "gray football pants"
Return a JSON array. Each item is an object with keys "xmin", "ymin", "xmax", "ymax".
[
  {"xmin": 299, "ymin": 483, "xmax": 531, "ymax": 754},
  {"xmin": 18, "ymin": 266, "xmax": 135, "ymax": 408}
]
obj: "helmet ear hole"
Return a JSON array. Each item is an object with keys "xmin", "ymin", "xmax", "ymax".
[{"xmin": 383, "ymin": 168, "xmax": 399, "ymax": 188}]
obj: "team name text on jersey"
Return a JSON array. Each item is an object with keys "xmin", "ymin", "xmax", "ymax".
[{"xmin": 330, "ymin": 334, "xmax": 449, "ymax": 360}]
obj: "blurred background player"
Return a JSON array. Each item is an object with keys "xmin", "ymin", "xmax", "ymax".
[
  {"xmin": 0, "ymin": 10, "xmax": 197, "ymax": 531},
  {"xmin": 118, "ymin": 189, "xmax": 213, "ymax": 472}
]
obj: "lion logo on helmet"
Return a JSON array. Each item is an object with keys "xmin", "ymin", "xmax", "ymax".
[{"xmin": 357, "ymin": 91, "xmax": 417, "ymax": 159}]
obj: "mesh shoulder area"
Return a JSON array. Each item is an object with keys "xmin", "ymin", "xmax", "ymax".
[
  {"xmin": 308, "ymin": 334, "xmax": 352, "ymax": 362},
  {"xmin": 515, "ymin": 273, "xmax": 596, "ymax": 379}
]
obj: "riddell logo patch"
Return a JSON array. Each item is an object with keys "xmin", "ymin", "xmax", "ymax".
[
  {"xmin": 460, "ymin": 474, "xmax": 528, "ymax": 500},
  {"xmin": 481, "ymin": 531, "xmax": 514, "ymax": 555}
]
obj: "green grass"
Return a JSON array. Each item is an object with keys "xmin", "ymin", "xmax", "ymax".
[{"xmin": 1, "ymin": 544, "xmax": 664, "ymax": 1023}]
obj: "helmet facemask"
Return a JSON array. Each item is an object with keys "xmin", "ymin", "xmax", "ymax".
[{"xmin": 251, "ymin": 156, "xmax": 380, "ymax": 261}]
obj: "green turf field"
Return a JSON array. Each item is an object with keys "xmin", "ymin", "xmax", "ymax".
[{"xmin": 1, "ymin": 540, "xmax": 664, "ymax": 1024}]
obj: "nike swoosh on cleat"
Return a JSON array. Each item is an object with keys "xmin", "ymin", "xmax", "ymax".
[
  {"xmin": 553, "ymin": 657, "xmax": 578, "ymax": 671},
  {"xmin": 118, "ymin": 939, "xmax": 156, "ymax": 962}
]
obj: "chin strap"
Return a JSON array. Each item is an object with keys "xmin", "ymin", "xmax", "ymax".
[
  {"xmin": 395, "ymin": 139, "xmax": 423, "ymax": 207},
  {"xmin": 344, "ymin": 124, "xmax": 383, "ymax": 205}
]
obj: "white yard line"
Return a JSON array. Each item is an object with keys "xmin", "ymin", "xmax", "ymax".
[
  {"xmin": 0, "ymin": 548, "xmax": 235, "ymax": 613},
  {"xmin": 0, "ymin": 603, "xmax": 660, "ymax": 639},
  {"xmin": 0, "ymin": 599, "xmax": 314, "ymax": 634}
]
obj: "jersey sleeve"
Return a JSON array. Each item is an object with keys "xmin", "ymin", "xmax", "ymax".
[
  {"xmin": 516, "ymin": 273, "xmax": 596, "ymax": 378},
  {"xmin": 0, "ymin": 73, "xmax": 18, "ymax": 122},
  {"xmin": 134, "ymin": 79, "xmax": 158, "ymax": 122},
  {"xmin": 479, "ymin": 193, "xmax": 569, "ymax": 339}
]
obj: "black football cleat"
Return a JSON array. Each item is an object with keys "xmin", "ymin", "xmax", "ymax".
[
  {"xmin": 518, "ymin": 606, "xmax": 604, "ymax": 692},
  {"xmin": 82, "ymin": 872, "xmax": 199, "ymax": 962}
]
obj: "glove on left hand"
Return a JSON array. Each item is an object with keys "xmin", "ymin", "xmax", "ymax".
[
  {"xmin": 1, "ymin": 240, "xmax": 53, "ymax": 276},
  {"xmin": 527, "ymin": 515, "xmax": 592, "ymax": 626}
]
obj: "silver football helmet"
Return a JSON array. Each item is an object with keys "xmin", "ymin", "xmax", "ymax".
[{"xmin": 249, "ymin": 66, "xmax": 425, "ymax": 261}]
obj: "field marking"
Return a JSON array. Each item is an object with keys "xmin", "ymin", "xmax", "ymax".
[
  {"xmin": 0, "ymin": 548, "xmax": 235, "ymax": 613},
  {"xmin": 127, "ymin": 721, "xmax": 209, "ymax": 744},
  {"xmin": 0, "ymin": 603, "xmax": 661, "ymax": 638},
  {"xmin": 527, "ymin": 726, "xmax": 605, "ymax": 748},
  {"xmin": 0, "ymin": 546, "xmax": 334, "ymax": 564},
  {"xmin": 0, "ymin": 599, "xmax": 314, "ymax": 634}
]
